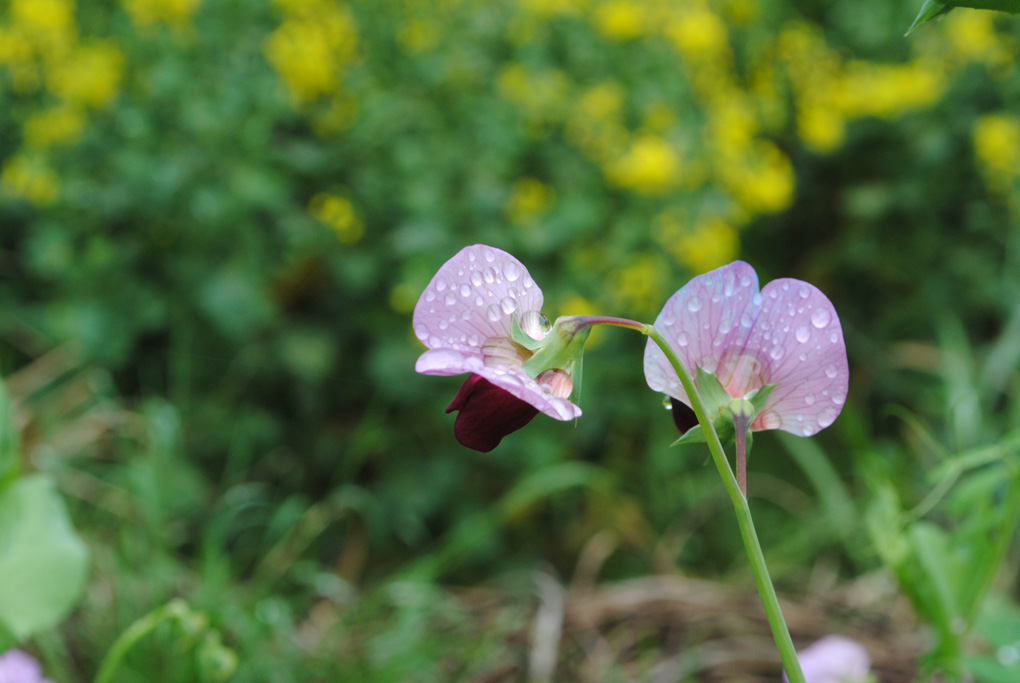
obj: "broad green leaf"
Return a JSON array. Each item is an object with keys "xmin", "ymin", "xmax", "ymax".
[
  {"xmin": 0, "ymin": 378, "xmax": 18, "ymax": 487},
  {"xmin": 0, "ymin": 474, "xmax": 89, "ymax": 640}
]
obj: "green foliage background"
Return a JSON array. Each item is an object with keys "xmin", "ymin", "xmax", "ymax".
[{"xmin": 2, "ymin": 0, "xmax": 1020, "ymax": 680}]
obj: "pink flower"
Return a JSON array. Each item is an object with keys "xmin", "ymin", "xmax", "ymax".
[
  {"xmin": 783, "ymin": 635, "xmax": 871, "ymax": 683},
  {"xmin": 644, "ymin": 261, "xmax": 848, "ymax": 437},
  {"xmin": 0, "ymin": 650, "xmax": 54, "ymax": 683},
  {"xmin": 413, "ymin": 245, "xmax": 582, "ymax": 451}
]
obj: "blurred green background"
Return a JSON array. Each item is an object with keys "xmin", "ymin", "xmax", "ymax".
[{"xmin": 3, "ymin": 0, "xmax": 1020, "ymax": 680}]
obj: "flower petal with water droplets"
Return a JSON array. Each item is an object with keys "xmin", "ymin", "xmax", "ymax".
[{"xmin": 412, "ymin": 245, "xmax": 544, "ymax": 352}]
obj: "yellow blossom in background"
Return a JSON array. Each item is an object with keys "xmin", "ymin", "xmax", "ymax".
[
  {"xmin": 265, "ymin": 2, "xmax": 359, "ymax": 106},
  {"xmin": 518, "ymin": 0, "xmax": 586, "ymax": 17},
  {"xmin": 974, "ymin": 113, "xmax": 1020, "ymax": 191},
  {"xmin": 611, "ymin": 252, "xmax": 668, "ymax": 316},
  {"xmin": 607, "ymin": 135, "xmax": 680, "ymax": 194},
  {"xmin": 665, "ymin": 6, "xmax": 729, "ymax": 63},
  {"xmin": 676, "ymin": 217, "xmax": 739, "ymax": 273},
  {"xmin": 594, "ymin": 1, "xmax": 646, "ymax": 41},
  {"xmin": 836, "ymin": 61, "xmax": 946, "ymax": 120},
  {"xmin": 942, "ymin": 11, "xmax": 1012, "ymax": 68},
  {"xmin": 309, "ymin": 193, "xmax": 364, "ymax": 244},
  {"xmin": 1, "ymin": 154, "xmax": 59, "ymax": 206},
  {"xmin": 557, "ymin": 293, "xmax": 605, "ymax": 347},
  {"xmin": 642, "ymin": 103, "xmax": 674, "ymax": 134},
  {"xmin": 498, "ymin": 64, "xmax": 569, "ymax": 127},
  {"xmin": 23, "ymin": 105, "xmax": 86, "ymax": 149},
  {"xmin": 797, "ymin": 101, "xmax": 845, "ymax": 154},
  {"xmin": 46, "ymin": 41, "xmax": 124, "ymax": 109},
  {"xmin": 720, "ymin": 141, "xmax": 794, "ymax": 215},
  {"xmin": 389, "ymin": 283, "xmax": 419, "ymax": 313},
  {"xmin": 122, "ymin": 0, "xmax": 202, "ymax": 30},
  {"xmin": 398, "ymin": 18, "xmax": 440, "ymax": 54},
  {"xmin": 9, "ymin": 0, "xmax": 76, "ymax": 50},
  {"xmin": 507, "ymin": 178, "xmax": 555, "ymax": 224}
]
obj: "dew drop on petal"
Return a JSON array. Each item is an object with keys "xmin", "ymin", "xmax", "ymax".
[
  {"xmin": 759, "ymin": 412, "xmax": 781, "ymax": 429},
  {"xmin": 804, "ymin": 394, "xmax": 816, "ymax": 405},
  {"xmin": 802, "ymin": 425, "xmax": 815, "ymax": 436},
  {"xmin": 468, "ymin": 251, "xmax": 477, "ymax": 262},
  {"xmin": 486, "ymin": 305, "xmax": 501, "ymax": 322},
  {"xmin": 752, "ymin": 293, "xmax": 763, "ymax": 307},
  {"xmin": 425, "ymin": 290, "xmax": 436, "ymax": 302},
  {"xmin": 470, "ymin": 271, "xmax": 483, "ymax": 287},
  {"xmin": 459, "ymin": 284, "xmax": 472, "ymax": 298},
  {"xmin": 811, "ymin": 307, "xmax": 831, "ymax": 328},
  {"xmin": 795, "ymin": 326, "xmax": 810, "ymax": 343},
  {"xmin": 832, "ymin": 393, "xmax": 845, "ymax": 405},
  {"xmin": 483, "ymin": 267, "xmax": 495, "ymax": 284},
  {"xmin": 484, "ymin": 248, "xmax": 495, "ymax": 262},
  {"xmin": 414, "ymin": 323, "xmax": 428, "ymax": 340},
  {"xmin": 825, "ymin": 364, "xmax": 838, "ymax": 379},
  {"xmin": 438, "ymin": 320, "xmax": 448, "ymax": 330},
  {"xmin": 461, "ymin": 310, "xmax": 472, "ymax": 320},
  {"xmin": 799, "ymin": 285, "xmax": 810, "ymax": 299},
  {"xmin": 798, "ymin": 352, "xmax": 807, "ymax": 361},
  {"xmin": 428, "ymin": 335, "xmax": 442, "ymax": 347},
  {"xmin": 677, "ymin": 332, "xmax": 689, "ymax": 347},
  {"xmin": 818, "ymin": 407, "xmax": 837, "ymax": 428},
  {"xmin": 500, "ymin": 296, "xmax": 517, "ymax": 315},
  {"xmin": 830, "ymin": 331, "xmax": 840, "ymax": 344},
  {"xmin": 770, "ymin": 346, "xmax": 784, "ymax": 360},
  {"xmin": 741, "ymin": 275, "xmax": 752, "ymax": 287},
  {"xmin": 524, "ymin": 276, "xmax": 535, "ymax": 288},
  {"xmin": 701, "ymin": 355, "xmax": 718, "ymax": 373},
  {"xmin": 474, "ymin": 295, "xmax": 484, "ymax": 307},
  {"xmin": 741, "ymin": 312, "xmax": 754, "ymax": 327},
  {"xmin": 435, "ymin": 278, "xmax": 447, "ymax": 292},
  {"xmin": 467, "ymin": 334, "xmax": 480, "ymax": 346},
  {"xmin": 687, "ymin": 296, "xmax": 703, "ymax": 312},
  {"xmin": 503, "ymin": 261, "xmax": 521, "ymax": 282}
]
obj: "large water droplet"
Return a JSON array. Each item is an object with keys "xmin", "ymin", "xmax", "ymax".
[
  {"xmin": 467, "ymin": 334, "xmax": 480, "ymax": 346},
  {"xmin": 740, "ymin": 275, "xmax": 752, "ymax": 287},
  {"xmin": 503, "ymin": 261, "xmax": 521, "ymax": 282},
  {"xmin": 662, "ymin": 395, "xmax": 673, "ymax": 410},
  {"xmin": 486, "ymin": 305, "xmax": 501, "ymax": 322},
  {"xmin": 687, "ymin": 296, "xmax": 703, "ymax": 312},
  {"xmin": 500, "ymin": 296, "xmax": 517, "ymax": 315},
  {"xmin": 825, "ymin": 364, "xmax": 838, "ymax": 379},
  {"xmin": 444, "ymin": 293, "xmax": 457, "ymax": 306},
  {"xmin": 801, "ymin": 425, "xmax": 815, "ymax": 436},
  {"xmin": 752, "ymin": 293, "xmax": 763, "ymax": 307},
  {"xmin": 425, "ymin": 290, "xmax": 436, "ymax": 302},
  {"xmin": 832, "ymin": 392, "xmax": 845, "ymax": 405},
  {"xmin": 677, "ymin": 332, "xmax": 689, "ymax": 347},
  {"xmin": 769, "ymin": 346, "xmax": 784, "ymax": 360},
  {"xmin": 468, "ymin": 251, "xmax": 477, "ymax": 262},
  {"xmin": 428, "ymin": 335, "xmax": 442, "ymax": 347},
  {"xmin": 818, "ymin": 407, "xmax": 837, "ymax": 428},
  {"xmin": 435, "ymin": 278, "xmax": 447, "ymax": 292},
  {"xmin": 459, "ymin": 284, "xmax": 472, "ymax": 298},
  {"xmin": 804, "ymin": 394, "xmax": 816, "ymax": 405},
  {"xmin": 795, "ymin": 326, "xmax": 810, "ymax": 343},
  {"xmin": 484, "ymin": 248, "xmax": 495, "ymax": 262},
  {"xmin": 741, "ymin": 312, "xmax": 754, "ymax": 327},
  {"xmin": 524, "ymin": 276, "xmax": 535, "ymax": 288},
  {"xmin": 483, "ymin": 267, "xmax": 496, "ymax": 284},
  {"xmin": 799, "ymin": 285, "xmax": 811, "ymax": 299},
  {"xmin": 811, "ymin": 307, "xmax": 831, "ymax": 328},
  {"xmin": 759, "ymin": 412, "xmax": 781, "ymax": 429},
  {"xmin": 474, "ymin": 295, "xmax": 484, "ymax": 307},
  {"xmin": 414, "ymin": 323, "xmax": 428, "ymax": 340},
  {"xmin": 470, "ymin": 271, "xmax": 483, "ymax": 287}
]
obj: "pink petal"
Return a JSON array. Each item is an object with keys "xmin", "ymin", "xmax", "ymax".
[
  {"xmin": 416, "ymin": 349, "xmax": 580, "ymax": 421},
  {"xmin": 644, "ymin": 261, "xmax": 760, "ymax": 403},
  {"xmin": 745, "ymin": 279, "xmax": 848, "ymax": 436},
  {"xmin": 784, "ymin": 635, "xmax": 870, "ymax": 683},
  {"xmin": 412, "ymin": 245, "xmax": 544, "ymax": 353}
]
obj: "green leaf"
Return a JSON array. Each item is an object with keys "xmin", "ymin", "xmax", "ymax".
[
  {"xmin": 908, "ymin": 0, "xmax": 1020, "ymax": 34},
  {"xmin": 670, "ymin": 424, "xmax": 706, "ymax": 446},
  {"xmin": 0, "ymin": 377, "xmax": 18, "ymax": 487},
  {"xmin": 0, "ymin": 474, "xmax": 89, "ymax": 640}
]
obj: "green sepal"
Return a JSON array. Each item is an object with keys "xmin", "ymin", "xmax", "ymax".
[
  {"xmin": 748, "ymin": 383, "xmax": 776, "ymax": 415},
  {"xmin": 907, "ymin": 0, "xmax": 1020, "ymax": 34},
  {"xmin": 511, "ymin": 315, "xmax": 545, "ymax": 351},
  {"xmin": 670, "ymin": 424, "xmax": 706, "ymax": 446},
  {"xmin": 695, "ymin": 366, "xmax": 731, "ymax": 416},
  {"xmin": 521, "ymin": 316, "xmax": 591, "ymax": 379}
]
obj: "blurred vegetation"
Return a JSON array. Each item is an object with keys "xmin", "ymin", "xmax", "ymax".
[{"xmin": 3, "ymin": 0, "xmax": 1020, "ymax": 680}]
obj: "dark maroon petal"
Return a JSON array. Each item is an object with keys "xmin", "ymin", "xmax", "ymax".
[
  {"xmin": 446, "ymin": 374, "xmax": 539, "ymax": 452},
  {"xmin": 670, "ymin": 398, "xmax": 698, "ymax": 435}
]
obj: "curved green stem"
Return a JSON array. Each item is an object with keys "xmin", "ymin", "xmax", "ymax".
[
  {"xmin": 641, "ymin": 324, "xmax": 806, "ymax": 683},
  {"xmin": 94, "ymin": 599, "xmax": 191, "ymax": 683}
]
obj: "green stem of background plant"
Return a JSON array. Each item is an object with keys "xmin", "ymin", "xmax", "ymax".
[
  {"xmin": 94, "ymin": 599, "xmax": 192, "ymax": 683},
  {"xmin": 641, "ymin": 324, "xmax": 806, "ymax": 683}
]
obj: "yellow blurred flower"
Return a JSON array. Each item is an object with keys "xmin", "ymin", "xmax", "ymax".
[
  {"xmin": 607, "ymin": 134, "xmax": 680, "ymax": 194},
  {"xmin": 265, "ymin": 3, "xmax": 358, "ymax": 105},
  {"xmin": 309, "ymin": 192, "xmax": 364, "ymax": 244},
  {"xmin": 389, "ymin": 283, "xmax": 419, "ymax": 313},
  {"xmin": 518, "ymin": 0, "xmax": 586, "ymax": 17},
  {"xmin": 507, "ymin": 178, "xmax": 554, "ymax": 224},
  {"xmin": 498, "ymin": 64, "xmax": 569, "ymax": 125},
  {"xmin": 942, "ymin": 11, "xmax": 1012, "ymax": 68},
  {"xmin": 720, "ymin": 141, "xmax": 794, "ymax": 215},
  {"xmin": 797, "ymin": 100, "xmax": 845, "ymax": 154},
  {"xmin": 974, "ymin": 113, "xmax": 1020, "ymax": 191},
  {"xmin": 675, "ymin": 217, "xmax": 738, "ymax": 273},
  {"xmin": 122, "ymin": 0, "xmax": 202, "ymax": 29},
  {"xmin": 46, "ymin": 41, "xmax": 124, "ymax": 109},
  {"xmin": 665, "ymin": 7, "xmax": 728, "ymax": 62},
  {"xmin": 397, "ymin": 18, "xmax": 439, "ymax": 54},
  {"xmin": 611, "ymin": 252, "xmax": 668, "ymax": 316},
  {"xmin": 594, "ymin": 1, "xmax": 646, "ymax": 41},
  {"xmin": 23, "ymin": 105, "xmax": 87, "ymax": 148},
  {"xmin": 1, "ymin": 153, "xmax": 59, "ymax": 206},
  {"xmin": 10, "ymin": 0, "xmax": 75, "ymax": 45}
]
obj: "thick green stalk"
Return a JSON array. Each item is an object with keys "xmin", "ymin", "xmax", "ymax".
[{"xmin": 642, "ymin": 324, "xmax": 806, "ymax": 683}]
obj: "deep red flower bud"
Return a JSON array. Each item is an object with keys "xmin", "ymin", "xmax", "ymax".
[{"xmin": 446, "ymin": 374, "xmax": 539, "ymax": 452}]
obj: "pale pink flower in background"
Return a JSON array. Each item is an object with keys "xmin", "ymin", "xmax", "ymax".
[
  {"xmin": 783, "ymin": 635, "xmax": 872, "ymax": 683},
  {"xmin": 0, "ymin": 650, "xmax": 54, "ymax": 683},
  {"xmin": 644, "ymin": 261, "xmax": 848, "ymax": 437},
  {"xmin": 413, "ymin": 244, "xmax": 581, "ymax": 451}
]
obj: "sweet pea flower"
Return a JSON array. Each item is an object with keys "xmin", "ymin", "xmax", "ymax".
[
  {"xmin": 644, "ymin": 261, "xmax": 848, "ymax": 438},
  {"xmin": 783, "ymin": 635, "xmax": 871, "ymax": 683},
  {"xmin": 413, "ymin": 245, "xmax": 585, "ymax": 452},
  {"xmin": 0, "ymin": 650, "xmax": 55, "ymax": 683}
]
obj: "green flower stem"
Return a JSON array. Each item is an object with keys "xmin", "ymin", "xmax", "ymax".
[
  {"xmin": 94, "ymin": 599, "xmax": 192, "ymax": 683},
  {"xmin": 642, "ymin": 324, "xmax": 806, "ymax": 683}
]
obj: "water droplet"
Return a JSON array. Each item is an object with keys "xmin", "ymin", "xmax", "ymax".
[
  {"xmin": 503, "ymin": 261, "xmax": 521, "ymax": 282},
  {"xmin": 687, "ymin": 296, "xmax": 703, "ymax": 312},
  {"xmin": 759, "ymin": 412, "xmax": 781, "ymax": 429},
  {"xmin": 661, "ymin": 312, "xmax": 675, "ymax": 326},
  {"xmin": 768, "ymin": 289, "xmax": 778, "ymax": 299},
  {"xmin": 741, "ymin": 313, "xmax": 754, "ymax": 327},
  {"xmin": 798, "ymin": 352, "xmax": 807, "ymax": 361},
  {"xmin": 486, "ymin": 305, "xmax": 501, "ymax": 322},
  {"xmin": 484, "ymin": 248, "xmax": 495, "ymax": 262},
  {"xmin": 524, "ymin": 276, "xmax": 535, "ymax": 288},
  {"xmin": 701, "ymin": 356, "xmax": 718, "ymax": 373},
  {"xmin": 468, "ymin": 251, "xmax": 477, "ymax": 262},
  {"xmin": 795, "ymin": 326, "xmax": 810, "ymax": 343},
  {"xmin": 723, "ymin": 273, "xmax": 735, "ymax": 296},
  {"xmin": 811, "ymin": 307, "xmax": 831, "ymax": 328},
  {"xmin": 801, "ymin": 425, "xmax": 815, "ymax": 436},
  {"xmin": 435, "ymin": 278, "xmax": 447, "ymax": 292},
  {"xmin": 438, "ymin": 320, "xmax": 448, "ymax": 330},
  {"xmin": 500, "ymin": 296, "xmax": 517, "ymax": 315},
  {"xmin": 457, "ymin": 268, "xmax": 464, "ymax": 276},
  {"xmin": 752, "ymin": 293, "xmax": 763, "ymax": 306},
  {"xmin": 799, "ymin": 285, "xmax": 810, "ymax": 299},
  {"xmin": 804, "ymin": 394, "xmax": 816, "ymax": 405},
  {"xmin": 782, "ymin": 282, "xmax": 790, "ymax": 291},
  {"xmin": 425, "ymin": 290, "xmax": 436, "ymax": 302},
  {"xmin": 470, "ymin": 271, "xmax": 483, "ymax": 287},
  {"xmin": 818, "ymin": 407, "xmax": 837, "ymax": 428},
  {"xmin": 769, "ymin": 346, "xmax": 784, "ymax": 360},
  {"xmin": 461, "ymin": 310, "xmax": 472, "ymax": 320},
  {"xmin": 414, "ymin": 323, "xmax": 428, "ymax": 340},
  {"xmin": 662, "ymin": 396, "xmax": 673, "ymax": 410},
  {"xmin": 719, "ymin": 317, "xmax": 733, "ymax": 334},
  {"xmin": 459, "ymin": 284, "xmax": 472, "ymax": 298},
  {"xmin": 825, "ymin": 364, "xmax": 838, "ymax": 379},
  {"xmin": 428, "ymin": 335, "xmax": 442, "ymax": 347},
  {"xmin": 677, "ymin": 332, "xmax": 689, "ymax": 347},
  {"xmin": 474, "ymin": 295, "xmax": 484, "ymax": 306},
  {"xmin": 832, "ymin": 393, "xmax": 845, "ymax": 405},
  {"xmin": 467, "ymin": 334, "xmax": 480, "ymax": 346},
  {"xmin": 830, "ymin": 331, "xmax": 840, "ymax": 344},
  {"xmin": 483, "ymin": 268, "xmax": 495, "ymax": 284},
  {"xmin": 740, "ymin": 275, "xmax": 752, "ymax": 287}
]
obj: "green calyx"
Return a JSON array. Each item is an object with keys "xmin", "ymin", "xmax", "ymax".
[
  {"xmin": 519, "ymin": 315, "xmax": 591, "ymax": 380},
  {"xmin": 671, "ymin": 367, "xmax": 775, "ymax": 450}
]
